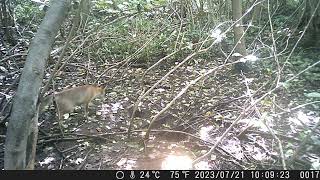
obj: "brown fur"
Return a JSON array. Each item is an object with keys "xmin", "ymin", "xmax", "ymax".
[{"xmin": 40, "ymin": 85, "xmax": 104, "ymax": 133}]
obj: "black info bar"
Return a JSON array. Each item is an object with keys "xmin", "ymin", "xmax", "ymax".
[{"xmin": 1, "ymin": 170, "xmax": 319, "ymax": 179}]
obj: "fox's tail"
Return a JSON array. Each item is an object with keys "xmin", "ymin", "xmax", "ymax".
[{"xmin": 38, "ymin": 94, "xmax": 54, "ymax": 113}]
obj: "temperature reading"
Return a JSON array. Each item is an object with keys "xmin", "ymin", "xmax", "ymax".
[
  {"xmin": 140, "ymin": 171, "xmax": 150, "ymax": 178},
  {"xmin": 153, "ymin": 171, "xmax": 160, "ymax": 179},
  {"xmin": 182, "ymin": 171, "xmax": 190, "ymax": 178},
  {"xmin": 139, "ymin": 171, "xmax": 160, "ymax": 179},
  {"xmin": 170, "ymin": 171, "xmax": 180, "ymax": 179},
  {"xmin": 170, "ymin": 171, "xmax": 190, "ymax": 179}
]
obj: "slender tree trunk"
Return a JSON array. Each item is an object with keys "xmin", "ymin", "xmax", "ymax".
[
  {"xmin": 301, "ymin": 0, "xmax": 320, "ymax": 46},
  {"xmin": 180, "ymin": 0, "xmax": 187, "ymax": 18},
  {"xmin": 79, "ymin": 0, "xmax": 91, "ymax": 31},
  {"xmin": 252, "ymin": 1, "xmax": 263, "ymax": 24},
  {"xmin": 232, "ymin": 0, "xmax": 249, "ymax": 73},
  {"xmin": 1, "ymin": 0, "xmax": 15, "ymax": 44},
  {"xmin": 4, "ymin": 0, "xmax": 71, "ymax": 170}
]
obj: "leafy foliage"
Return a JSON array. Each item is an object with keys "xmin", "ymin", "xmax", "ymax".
[{"xmin": 15, "ymin": 0, "xmax": 45, "ymax": 26}]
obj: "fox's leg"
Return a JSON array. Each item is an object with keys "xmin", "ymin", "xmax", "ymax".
[
  {"xmin": 84, "ymin": 103, "xmax": 89, "ymax": 120},
  {"xmin": 58, "ymin": 116, "xmax": 64, "ymax": 136},
  {"xmin": 56, "ymin": 103, "xmax": 65, "ymax": 136}
]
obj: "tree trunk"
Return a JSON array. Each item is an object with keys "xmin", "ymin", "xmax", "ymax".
[
  {"xmin": 79, "ymin": 0, "xmax": 91, "ymax": 31},
  {"xmin": 252, "ymin": 1, "xmax": 263, "ymax": 24},
  {"xmin": 180, "ymin": 0, "xmax": 187, "ymax": 18},
  {"xmin": 4, "ymin": 0, "xmax": 71, "ymax": 170},
  {"xmin": 301, "ymin": 0, "xmax": 320, "ymax": 47},
  {"xmin": 231, "ymin": 0, "xmax": 249, "ymax": 73},
  {"xmin": 0, "ymin": 0, "xmax": 15, "ymax": 44}
]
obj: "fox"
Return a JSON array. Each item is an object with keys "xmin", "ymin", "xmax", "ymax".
[{"xmin": 39, "ymin": 85, "xmax": 105, "ymax": 133}]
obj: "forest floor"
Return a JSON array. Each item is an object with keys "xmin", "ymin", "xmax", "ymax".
[{"xmin": 1, "ymin": 56, "xmax": 319, "ymax": 170}]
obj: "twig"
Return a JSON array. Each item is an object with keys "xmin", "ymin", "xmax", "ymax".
[
  {"xmin": 261, "ymin": 115, "xmax": 287, "ymax": 169},
  {"xmin": 38, "ymin": 137, "xmax": 86, "ymax": 144},
  {"xmin": 61, "ymin": 145, "xmax": 80, "ymax": 153},
  {"xmin": 0, "ymin": 101, "xmax": 12, "ymax": 125},
  {"xmin": 0, "ymin": 53, "xmax": 27, "ymax": 63},
  {"xmin": 242, "ymin": 72, "xmax": 286, "ymax": 169},
  {"xmin": 38, "ymin": 131, "xmax": 126, "ymax": 142},
  {"xmin": 267, "ymin": 0, "xmax": 281, "ymax": 86},
  {"xmin": 77, "ymin": 147, "xmax": 93, "ymax": 170},
  {"xmin": 0, "ymin": 76, "xmax": 19, "ymax": 107},
  {"xmin": 244, "ymin": 130, "xmax": 301, "ymax": 143},
  {"xmin": 272, "ymin": 101, "xmax": 320, "ymax": 116}
]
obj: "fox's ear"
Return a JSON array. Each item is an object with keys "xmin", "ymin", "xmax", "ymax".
[{"xmin": 102, "ymin": 86, "xmax": 107, "ymax": 92}]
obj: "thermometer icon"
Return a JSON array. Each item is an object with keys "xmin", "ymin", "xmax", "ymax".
[{"xmin": 130, "ymin": 171, "xmax": 135, "ymax": 179}]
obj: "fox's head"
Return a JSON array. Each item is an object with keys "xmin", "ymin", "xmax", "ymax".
[{"xmin": 95, "ymin": 86, "xmax": 105, "ymax": 97}]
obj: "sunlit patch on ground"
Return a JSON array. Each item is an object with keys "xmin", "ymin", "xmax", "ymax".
[
  {"xmin": 238, "ymin": 118, "xmax": 269, "ymax": 132},
  {"xmin": 289, "ymin": 110, "xmax": 319, "ymax": 127},
  {"xmin": 132, "ymin": 139, "xmax": 196, "ymax": 170},
  {"xmin": 194, "ymin": 161, "xmax": 212, "ymax": 170},
  {"xmin": 200, "ymin": 126, "xmax": 214, "ymax": 141},
  {"xmin": 161, "ymin": 155, "xmax": 193, "ymax": 170}
]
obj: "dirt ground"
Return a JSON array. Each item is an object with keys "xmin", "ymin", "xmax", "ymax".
[{"xmin": 1, "ymin": 60, "xmax": 319, "ymax": 170}]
